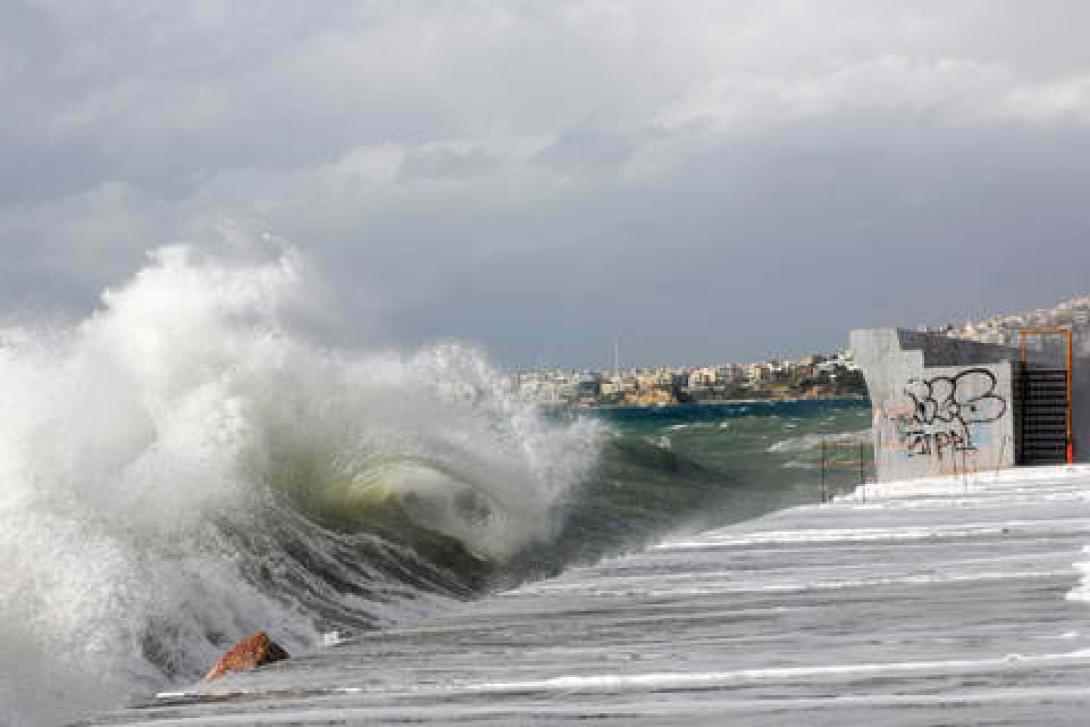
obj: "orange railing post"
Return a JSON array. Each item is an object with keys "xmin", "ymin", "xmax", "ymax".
[{"xmin": 1067, "ymin": 327, "xmax": 1074, "ymax": 464}]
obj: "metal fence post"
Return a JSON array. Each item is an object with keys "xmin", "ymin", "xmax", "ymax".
[
  {"xmin": 859, "ymin": 441, "xmax": 866, "ymax": 503},
  {"xmin": 962, "ymin": 449, "xmax": 969, "ymax": 492},
  {"xmin": 820, "ymin": 437, "xmax": 827, "ymax": 504}
]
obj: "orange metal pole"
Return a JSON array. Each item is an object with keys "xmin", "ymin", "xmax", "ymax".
[
  {"xmin": 1067, "ymin": 328, "xmax": 1074, "ymax": 464},
  {"xmin": 1019, "ymin": 331, "xmax": 1027, "ymax": 469}
]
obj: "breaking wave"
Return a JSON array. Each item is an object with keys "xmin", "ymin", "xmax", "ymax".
[{"xmin": 0, "ymin": 246, "xmax": 732, "ymax": 725}]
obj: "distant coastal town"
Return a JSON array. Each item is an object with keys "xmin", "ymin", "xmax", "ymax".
[
  {"xmin": 509, "ymin": 351, "xmax": 865, "ymax": 408},
  {"xmin": 509, "ymin": 295, "xmax": 1090, "ymax": 409},
  {"xmin": 939, "ymin": 295, "xmax": 1090, "ymax": 347}
]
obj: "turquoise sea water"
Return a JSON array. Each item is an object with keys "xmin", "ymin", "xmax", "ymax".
[
  {"xmin": 502, "ymin": 398, "xmax": 873, "ymax": 586},
  {"xmin": 590, "ymin": 398, "xmax": 872, "ymax": 491}
]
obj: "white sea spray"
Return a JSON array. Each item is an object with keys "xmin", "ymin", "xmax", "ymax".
[{"xmin": 0, "ymin": 245, "xmax": 602, "ymax": 725}]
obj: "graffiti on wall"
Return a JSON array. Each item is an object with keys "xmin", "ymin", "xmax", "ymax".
[{"xmin": 890, "ymin": 368, "xmax": 1007, "ymax": 458}]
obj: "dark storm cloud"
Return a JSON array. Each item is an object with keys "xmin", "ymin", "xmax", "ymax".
[{"xmin": 3, "ymin": 1, "xmax": 1090, "ymax": 365}]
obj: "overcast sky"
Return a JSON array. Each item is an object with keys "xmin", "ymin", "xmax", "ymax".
[{"xmin": 3, "ymin": 1, "xmax": 1090, "ymax": 367}]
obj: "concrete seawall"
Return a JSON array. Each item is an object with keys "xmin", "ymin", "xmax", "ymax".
[{"xmin": 851, "ymin": 328, "xmax": 1088, "ymax": 483}]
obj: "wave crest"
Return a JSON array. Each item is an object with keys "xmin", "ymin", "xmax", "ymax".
[{"xmin": 0, "ymin": 245, "xmax": 601, "ymax": 723}]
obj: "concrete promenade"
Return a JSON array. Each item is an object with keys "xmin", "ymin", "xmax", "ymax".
[{"xmin": 90, "ymin": 466, "xmax": 1090, "ymax": 725}]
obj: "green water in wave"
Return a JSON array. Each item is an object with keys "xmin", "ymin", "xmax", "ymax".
[{"xmin": 242, "ymin": 398, "xmax": 873, "ymax": 624}]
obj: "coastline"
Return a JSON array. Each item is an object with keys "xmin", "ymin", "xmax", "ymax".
[{"xmin": 542, "ymin": 393, "xmax": 870, "ymax": 412}]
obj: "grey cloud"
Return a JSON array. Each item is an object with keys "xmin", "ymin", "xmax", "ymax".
[
  {"xmin": 534, "ymin": 125, "xmax": 639, "ymax": 170},
  {"xmin": 3, "ymin": 2, "xmax": 1090, "ymax": 365},
  {"xmin": 398, "ymin": 146, "xmax": 498, "ymax": 181}
]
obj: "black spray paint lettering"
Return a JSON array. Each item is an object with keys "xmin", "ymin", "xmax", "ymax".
[{"xmin": 893, "ymin": 368, "xmax": 1007, "ymax": 458}]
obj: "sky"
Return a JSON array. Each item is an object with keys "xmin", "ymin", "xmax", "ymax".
[{"xmin": 3, "ymin": 1, "xmax": 1090, "ymax": 368}]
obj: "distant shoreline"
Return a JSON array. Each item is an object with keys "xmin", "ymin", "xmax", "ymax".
[{"xmin": 538, "ymin": 393, "xmax": 869, "ymax": 411}]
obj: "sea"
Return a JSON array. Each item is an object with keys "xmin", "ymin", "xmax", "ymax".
[{"xmin": 0, "ymin": 248, "xmax": 871, "ymax": 725}]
